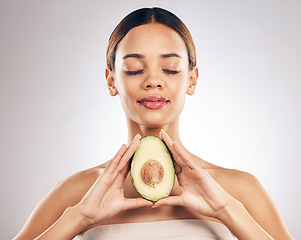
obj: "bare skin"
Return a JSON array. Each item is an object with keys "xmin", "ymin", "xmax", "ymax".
[
  {"xmin": 14, "ymin": 23, "xmax": 293, "ymax": 239},
  {"xmin": 14, "ymin": 135, "xmax": 292, "ymax": 239}
]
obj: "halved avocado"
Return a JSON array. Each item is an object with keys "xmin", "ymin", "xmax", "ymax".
[{"xmin": 130, "ymin": 136, "xmax": 175, "ymax": 202}]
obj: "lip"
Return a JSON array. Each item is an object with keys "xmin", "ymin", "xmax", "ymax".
[{"xmin": 138, "ymin": 96, "xmax": 170, "ymax": 110}]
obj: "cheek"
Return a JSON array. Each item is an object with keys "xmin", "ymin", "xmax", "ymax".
[
  {"xmin": 118, "ymin": 82, "xmax": 133, "ymax": 102},
  {"xmin": 115, "ymin": 77, "xmax": 138, "ymax": 108},
  {"xmin": 170, "ymin": 75, "xmax": 189, "ymax": 96},
  {"xmin": 168, "ymin": 77, "xmax": 190, "ymax": 112},
  {"xmin": 118, "ymin": 86, "xmax": 135, "ymax": 114},
  {"xmin": 115, "ymin": 72, "xmax": 130, "ymax": 95}
]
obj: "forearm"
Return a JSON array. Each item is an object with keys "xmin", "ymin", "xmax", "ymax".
[
  {"xmin": 34, "ymin": 206, "xmax": 92, "ymax": 240},
  {"xmin": 216, "ymin": 199, "xmax": 273, "ymax": 240}
]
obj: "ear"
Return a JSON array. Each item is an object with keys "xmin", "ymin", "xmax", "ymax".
[
  {"xmin": 186, "ymin": 66, "xmax": 198, "ymax": 96},
  {"xmin": 105, "ymin": 67, "xmax": 118, "ymax": 96}
]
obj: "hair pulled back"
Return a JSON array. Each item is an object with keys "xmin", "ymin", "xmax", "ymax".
[{"xmin": 106, "ymin": 7, "xmax": 196, "ymax": 72}]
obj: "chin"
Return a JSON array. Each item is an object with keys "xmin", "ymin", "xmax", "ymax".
[
  {"xmin": 137, "ymin": 118, "xmax": 165, "ymax": 129},
  {"xmin": 127, "ymin": 106, "xmax": 180, "ymax": 129},
  {"xmin": 141, "ymin": 122, "xmax": 165, "ymax": 129},
  {"xmin": 136, "ymin": 114, "xmax": 173, "ymax": 129}
]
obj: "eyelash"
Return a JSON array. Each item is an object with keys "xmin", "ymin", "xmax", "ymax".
[
  {"xmin": 124, "ymin": 69, "xmax": 144, "ymax": 75},
  {"xmin": 163, "ymin": 69, "xmax": 180, "ymax": 75},
  {"xmin": 124, "ymin": 69, "xmax": 180, "ymax": 75}
]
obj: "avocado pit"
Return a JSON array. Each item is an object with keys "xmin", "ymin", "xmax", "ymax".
[{"xmin": 141, "ymin": 159, "xmax": 164, "ymax": 188}]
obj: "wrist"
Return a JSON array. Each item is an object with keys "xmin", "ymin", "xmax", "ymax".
[
  {"xmin": 34, "ymin": 206, "xmax": 95, "ymax": 239},
  {"xmin": 214, "ymin": 197, "xmax": 242, "ymax": 222},
  {"xmin": 67, "ymin": 205, "xmax": 95, "ymax": 231},
  {"xmin": 214, "ymin": 197, "xmax": 240, "ymax": 222},
  {"xmin": 214, "ymin": 198, "xmax": 273, "ymax": 239}
]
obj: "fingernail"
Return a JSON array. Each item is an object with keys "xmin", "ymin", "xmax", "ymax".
[
  {"xmin": 129, "ymin": 134, "xmax": 140, "ymax": 146},
  {"xmin": 133, "ymin": 134, "xmax": 141, "ymax": 145},
  {"xmin": 161, "ymin": 129, "xmax": 166, "ymax": 138},
  {"xmin": 159, "ymin": 129, "xmax": 163, "ymax": 138}
]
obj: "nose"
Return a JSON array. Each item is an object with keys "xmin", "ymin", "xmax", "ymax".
[{"xmin": 143, "ymin": 76, "xmax": 165, "ymax": 90}]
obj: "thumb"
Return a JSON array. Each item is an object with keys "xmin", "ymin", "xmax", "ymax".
[
  {"xmin": 153, "ymin": 196, "xmax": 184, "ymax": 208},
  {"xmin": 123, "ymin": 198, "xmax": 153, "ymax": 211}
]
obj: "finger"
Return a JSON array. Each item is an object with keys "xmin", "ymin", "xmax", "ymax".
[
  {"xmin": 119, "ymin": 160, "xmax": 131, "ymax": 179},
  {"xmin": 173, "ymin": 142, "xmax": 198, "ymax": 170},
  {"xmin": 100, "ymin": 144, "xmax": 128, "ymax": 188},
  {"xmin": 106, "ymin": 134, "xmax": 140, "ymax": 176},
  {"xmin": 113, "ymin": 160, "xmax": 131, "ymax": 189},
  {"xmin": 123, "ymin": 198, "xmax": 153, "ymax": 211},
  {"xmin": 160, "ymin": 129, "xmax": 173, "ymax": 149},
  {"xmin": 80, "ymin": 176, "xmax": 109, "ymax": 206},
  {"xmin": 111, "ymin": 137, "xmax": 141, "ymax": 189},
  {"xmin": 115, "ymin": 134, "xmax": 141, "ymax": 173},
  {"xmin": 103, "ymin": 135, "xmax": 141, "ymax": 192},
  {"xmin": 174, "ymin": 160, "xmax": 182, "ymax": 175},
  {"xmin": 153, "ymin": 196, "xmax": 184, "ymax": 208},
  {"xmin": 127, "ymin": 133, "xmax": 142, "ymax": 147},
  {"xmin": 173, "ymin": 143, "xmax": 213, "ymax": 185},
  {"xmin": 81, "ymin": 138, "xmax": 141, "ymax": 204},
  {"xmin": 104, "ymin": 144, "xmax": 127, "ymax": 175},
  {"xmin": 160, "ymin": 130, "xmax": 185, "ymax": 167}
]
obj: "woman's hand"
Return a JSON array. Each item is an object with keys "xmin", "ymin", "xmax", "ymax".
[
  {"xmin": 74, "ymin": 134, "xmax": 153, "ymax": 226},
  {"xmin": 154, "ymin": 130, "xmax": 235, "ymax": 219}
]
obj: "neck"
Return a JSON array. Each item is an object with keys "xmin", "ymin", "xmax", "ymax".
[
  {"xmin": 126, "ymin": 117, "xmax": 185, "ymax": 151},
  {"xmin": 125, "ymin": 117, "xmax": 207, "ymax": 168}
]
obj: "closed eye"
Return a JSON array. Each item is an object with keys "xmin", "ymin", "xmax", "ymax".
[
  {"xmin": 162, "ymin": 69, "xmax": 180, "ymax": 75},
  {"xmin": 124, "ymin": 69, "xmax": 144, "ymax": 75}
]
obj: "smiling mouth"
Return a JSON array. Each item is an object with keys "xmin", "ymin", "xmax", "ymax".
[{"xmin": 138, "ymin": 96, "xmax": 170, "ymax": 110}]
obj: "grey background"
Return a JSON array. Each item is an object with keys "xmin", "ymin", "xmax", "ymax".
[{"xmin": 1, "ymin": 0, "xmax": 300, "ymax": 239}]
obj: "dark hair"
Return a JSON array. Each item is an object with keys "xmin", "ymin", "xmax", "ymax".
[{"xmin": 106, "ymin": 7, "xmax": 196, "ymax": 72}]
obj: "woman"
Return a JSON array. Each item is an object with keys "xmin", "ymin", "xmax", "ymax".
[{"xmin": 14, "ymin": 7, "xmax": 293, "ymax": 240}]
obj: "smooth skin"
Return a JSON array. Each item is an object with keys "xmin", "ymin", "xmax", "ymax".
[{"xmin": 14, "ymin": 23, "xmax": 293, "ymax": 239}]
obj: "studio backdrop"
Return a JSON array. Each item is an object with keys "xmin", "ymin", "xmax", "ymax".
[{"xmin": 0, "ymin": 0, "xmax": 300, "ymax": 239}]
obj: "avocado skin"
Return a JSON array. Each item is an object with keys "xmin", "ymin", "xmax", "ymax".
[{"xmin": 130, "ymin": 136, "xmax": 175, "ymax": 202}]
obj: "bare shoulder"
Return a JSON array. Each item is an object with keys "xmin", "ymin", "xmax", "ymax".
[
  {"xmin": 15, "ymin": 163, "xmax": 108, "ymax": 239},
  {"xmin": 208, "ymin": 167, "xmax": 292, "ymax": 239},
  {"xmin": 54, "ymin": 163, "xmax": 108, "ymax": 201},
  {"xmin": 208, "ymin": 167, "xmax": 273, "ymax": 212},
  {"xmin": 39, "ymin": 163, "xmax": 108, "ymax": 211},
  {"xmin": 196, "ymin": 157, "xmax": 267, "ymax": 205},
  {"xmin": 209, "ymin": 167, "xmax": 263, "ymax": 202}
]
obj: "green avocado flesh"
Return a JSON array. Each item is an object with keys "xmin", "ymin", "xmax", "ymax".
[{"xmin": 130, "ymin": 136, "xmax": 175, "ymax": 202}]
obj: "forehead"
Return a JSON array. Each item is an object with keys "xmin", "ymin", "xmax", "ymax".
[{"xmin": 115, "ymin": 23, "xmax": 188, "ymax": 61}]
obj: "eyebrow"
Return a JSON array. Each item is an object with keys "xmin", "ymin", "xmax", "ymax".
[
  {"xmin": 161, "ymin": 53, "xmax": 182, "ymax": 59},
  {"xmin": 122, "ymin": 53, "xmax": 144, "ymax": 59},
  {"xmin": 122, "ymin": 53, "xmax": 182, "ymax": 60}
]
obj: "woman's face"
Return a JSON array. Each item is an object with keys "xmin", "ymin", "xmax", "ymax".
[{"xmin": 107, "ymin": 23, "xmax": 198, "ymax": 128}]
